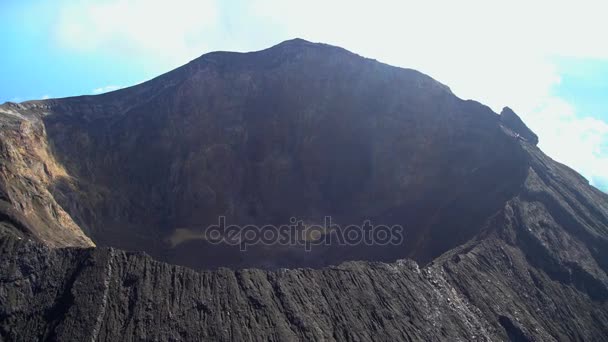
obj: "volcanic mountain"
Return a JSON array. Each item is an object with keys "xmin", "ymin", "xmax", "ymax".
[{"xmin": 1, "ymin": 39, "xmax": 607, "ymax": 341}]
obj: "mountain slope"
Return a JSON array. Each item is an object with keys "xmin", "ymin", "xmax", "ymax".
[
  {"xmin": 3, "ymin": 39, "xmax": 530, "ymax": 269},
  {"xmin": 1, "ymin": 39, "xmax": 607, "ymax": 341}
]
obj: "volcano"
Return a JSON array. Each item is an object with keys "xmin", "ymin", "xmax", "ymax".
[{"xmin": 1, "ymin": 39, "xmax": 607, "ymax": 341}]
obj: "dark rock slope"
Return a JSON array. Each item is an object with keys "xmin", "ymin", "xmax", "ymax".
[
  {"xmin": 1, "ymin": 39, "xmax": 608, "ymax": 341},
  {"xmin": 1, "ymin": 39, "xmax": 532, "ymax": 269}
]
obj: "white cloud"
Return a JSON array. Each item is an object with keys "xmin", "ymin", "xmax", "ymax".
[
  {"xmin": 41, "ymin": 95, "xmax": 51, "ymax": 100},
  {"xmin": 92, "ymin": 85, "xmax": 122, "ymax": 94},
  {"xmin": 525, "ymin": 98, "xmax": 608, "ymax": 188},
  {"xmin": 55, "ymin": 0, "xmax": 219, "ymax": 66}
]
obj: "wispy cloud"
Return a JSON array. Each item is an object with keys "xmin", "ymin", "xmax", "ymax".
[
  {"xmin": 55, "ymin": 0, "xmax": 218, "ymax": 66},
  {"xmin": 524, "ymin": 98, "xmax": 608, "ymax": 189},
  {"xmin": 92, "ymin": 85, "xmax": 122, "ymax": 94}
]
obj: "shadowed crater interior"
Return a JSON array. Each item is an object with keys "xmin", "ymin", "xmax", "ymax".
[{"xmin": 41, "ymin": 39, "xmax": 530, "ymax": 269}]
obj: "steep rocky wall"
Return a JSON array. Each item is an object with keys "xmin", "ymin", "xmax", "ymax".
[
  {"xmin": 15, "ymin": 40, "xmax": 531, "ymax": 269},
  {"xmin": 0, "ymin": 104, "xmax": 93, "ymax": 248}
]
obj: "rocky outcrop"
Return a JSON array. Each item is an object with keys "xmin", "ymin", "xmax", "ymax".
[
  {"xmin": 0, "ymin": 236, "xmax": 488, "ymax": 341},
  {"xmin": 0, "ymin": 39, "xmax": 607, "ymax": 341},
  {"xmin": 500, "ymin": 107, "xmax": 539, "ymax": 145}
]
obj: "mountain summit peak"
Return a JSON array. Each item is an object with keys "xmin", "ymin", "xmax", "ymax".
[{"xmin": 279, "ymin": 37, "xmax": 313, "ymax": 45}]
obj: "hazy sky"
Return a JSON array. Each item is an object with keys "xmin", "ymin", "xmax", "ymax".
[{"xmin": 1, "ymin": 0, "xmax": 607, "ymax": 191}]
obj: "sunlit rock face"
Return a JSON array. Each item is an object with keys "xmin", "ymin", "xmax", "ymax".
[{"xmin": 1, "ymin": 39, "xmax": 608, "ymax": 341}]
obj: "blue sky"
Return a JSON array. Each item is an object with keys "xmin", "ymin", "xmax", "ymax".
[
  {"xmin": 554, "ymin": 58, "xmax": 608, "ymax": 123},
  {"xmin": 1, "ymin": 0, "xmax": 607, "ymax": 191}
]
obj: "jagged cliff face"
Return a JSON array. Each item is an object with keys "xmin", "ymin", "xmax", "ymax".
[
  {"xmin": 0, "ymin": 106, "xmax": 93, "ymax": 248},
  {"xmin": 1, "ymin": 39, "xmax": 608, "ymax": 341}
]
